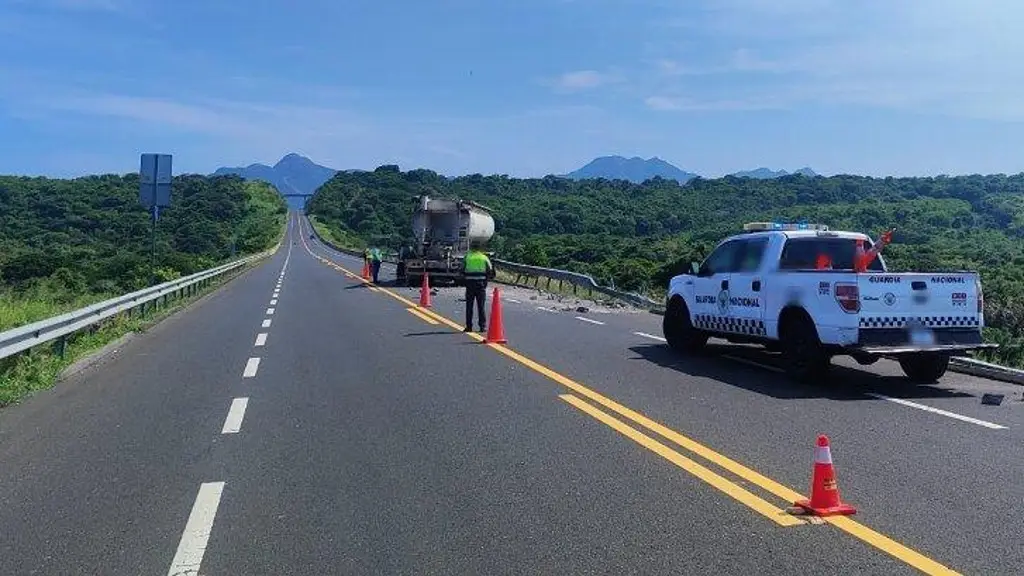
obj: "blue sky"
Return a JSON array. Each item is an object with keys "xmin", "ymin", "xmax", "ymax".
[{"xmin": 1, "ymin": 0, "xmax": 1022, "ymax": 179}]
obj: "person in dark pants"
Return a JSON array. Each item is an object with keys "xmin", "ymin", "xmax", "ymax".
[
  {"xmin": 462, "ymin": 240, "xmax": 495, "ymax": 332},
  {"xmin": 369, "ymin": 247, "xmax": 383, "ymax": 283}
]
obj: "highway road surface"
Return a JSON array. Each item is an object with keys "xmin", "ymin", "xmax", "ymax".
[{"xmin": 0, "ymin": 211, "xmax": 1021, "ymax": 575}]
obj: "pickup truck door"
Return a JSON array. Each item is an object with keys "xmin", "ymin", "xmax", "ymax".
[
  {"xmin": 691, "ymin": 239, "xmax": 741, "ymax": 333},
  {"xmin": 727, "ymin": 237, "xmax": 769, "ymax": 338}
]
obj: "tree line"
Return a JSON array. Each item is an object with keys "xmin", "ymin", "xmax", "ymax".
[{"xmin": 307, "ymin": 165, "xmax": 1024, "ymax": 366}]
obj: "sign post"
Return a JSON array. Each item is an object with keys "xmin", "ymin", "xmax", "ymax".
[{"xmin": 139, "ymin": 154, "xmax": 173, "ymax": 286}]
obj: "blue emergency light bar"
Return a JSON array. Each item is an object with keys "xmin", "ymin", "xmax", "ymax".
[{"xmin": 743, "ymin": 221, "xmax": 830, "ymax": 232}]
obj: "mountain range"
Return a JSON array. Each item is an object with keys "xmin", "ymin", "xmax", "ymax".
[{"xmin": 211, "ymin": 154, "xmax": 818, "ymax": 197}]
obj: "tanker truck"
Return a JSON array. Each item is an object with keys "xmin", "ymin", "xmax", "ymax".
[{"xmin": 397, "ymin": 195, "xmax": 496, "ymax": 287}]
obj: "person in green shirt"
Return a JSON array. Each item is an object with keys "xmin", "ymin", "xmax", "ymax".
[
  {"xmin": 369, "ymin": 247, "xmax": 383, "ymax": 283},
  {"xmin": 462, "ymin": 240, "xmax": 495, "ymax": 332}
]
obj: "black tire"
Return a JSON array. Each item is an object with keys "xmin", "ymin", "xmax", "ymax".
[
  {"xmin": 780, "ymin": 315, "xmax": 830, "ymax": 383},
  {"xmin": 898, "ymin": 353, "xmax": 950, "ymax": 384},
  {"xmin": 663, "ymin": 298, "xmax": 708, "ymax": 353}
]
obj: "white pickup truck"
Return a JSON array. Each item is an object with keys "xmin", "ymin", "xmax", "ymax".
[{"xmin": 662, "ymin": 222, "xmax": 997, "ymax": 383}]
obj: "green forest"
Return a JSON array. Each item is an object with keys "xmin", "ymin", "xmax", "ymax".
[
  {"xmin": 0, "ymin": 174, "xmax": 287, "ymax": 331},
  {"xmin": 307, "ymin": 165, "xmax": 1024, "ymax": 366}
]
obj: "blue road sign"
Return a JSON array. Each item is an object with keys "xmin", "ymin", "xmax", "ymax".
[{"xmin": 139, "ymin": 153, "xmax": 172, "ymax": 208}]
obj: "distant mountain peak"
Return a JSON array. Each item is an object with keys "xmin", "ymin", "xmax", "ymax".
[
  {"xmin": 213, "ymin": 153, "xmax": 339, "ymax": 202},
  {"xmin": 730, "ymin": 166, "xmax": 818, "ymax": 179},
  {"xmin": 566, "ymin": 155, "xmax": 698, "ymax": 184},
  {"xmin": 274, "ymin": 152, "xmax": 315, "ymax": 169}
]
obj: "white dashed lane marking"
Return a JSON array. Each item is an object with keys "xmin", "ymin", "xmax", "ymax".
[
  {"xmin": 242, "ymin": 357, "xmax": 261, "ymax": 378},
  {"xmin": 254, "ymin": 333, "xmax": 268, "ymax": 347},
  {"xmin": 166, "ymin": 481, "xmax": 225, "ymax": 576},
  {"xmin": 575, "ymin": 316, "xmax": 605, "ymax": 325},
  {"xmin": 221, "ymin": 398, "xmax": 249, "ymax": 434}
]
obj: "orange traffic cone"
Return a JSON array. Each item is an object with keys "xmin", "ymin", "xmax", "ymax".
[
  {"xmin": 794, "ymin": 435, "xmax": 857, "ymax": 516},
  {"xmin": 361, "ymin": 259, "xmax": 370, "ymax": 281},
  {"xmin": 484, "ymin": 286, "xmax": 507, "ymax": 344},
  {"xmin": 419, "ymin": 272, "xmax": 432, "ymax": 308}
]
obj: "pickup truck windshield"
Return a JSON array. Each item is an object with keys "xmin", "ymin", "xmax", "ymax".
[{"xmin": 779, "ymin": 237, "xmax": 885, "ymax": 271}]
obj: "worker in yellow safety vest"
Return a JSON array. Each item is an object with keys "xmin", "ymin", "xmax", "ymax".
[
  {"xmin": 462, "ymin": 241, "xmax": 495, "ymax": 332},
  {"xmin": 369, "ymin": 247, "xmax": 383, "ymax": 283}
]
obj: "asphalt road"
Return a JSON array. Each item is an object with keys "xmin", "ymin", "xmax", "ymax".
[{"xmin": 0, "ymin": 211, "xmax": 1020, "ymax": 575}]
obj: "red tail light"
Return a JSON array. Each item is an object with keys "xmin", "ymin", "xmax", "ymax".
[{"xmin": 834, "ymin": 282, "xmax": 860, "ymax": 313}]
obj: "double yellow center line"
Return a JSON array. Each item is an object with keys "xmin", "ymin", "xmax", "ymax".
[{"xmin": 301, "ymin": 234, "xmax": 960, "ymax": 576}]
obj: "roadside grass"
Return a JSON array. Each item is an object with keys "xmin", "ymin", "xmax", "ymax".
[
  {"xmin": 309, "ymin": 215, "xmax": 366, "ymax": 250},
  {"xmin": 0, "ymin": 258, "xmax": 263, "ymax": 408},
  {"xmin": 0, "ymin": 288, "xmax": 115, "ymax": 333}
]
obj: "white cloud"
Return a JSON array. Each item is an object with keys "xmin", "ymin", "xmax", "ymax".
[
  {"xmin": 645, "ymin": 0, "xmax": 1024, "ymax": 121},
  {"xmin": 644, "ymin": 95, "xmax": 788, "ymax": 112},
  {"xmin": 551, "ymin": 69, "xmax": 622, "ymax": 92}
]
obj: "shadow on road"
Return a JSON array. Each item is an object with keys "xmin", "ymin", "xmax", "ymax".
[
  {"xmin": 629, "ymin": 343, "xmax": 974, "ymax": 402},
  {"xmin": 404, "ymin": 331, "xmax": 459, "ymax": 337}
]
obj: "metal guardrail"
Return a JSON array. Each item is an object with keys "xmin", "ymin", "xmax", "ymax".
[
  {"xmin": 0, "ymin": 245, "xmax": 279, "ymax": 362},
  {"xmin": 492, "ymin": 259, "xmax": 664, "ymax": 311},
  {"xmin": 949, "ymin": 356, "xmax": 1024, "ymax": 385}
]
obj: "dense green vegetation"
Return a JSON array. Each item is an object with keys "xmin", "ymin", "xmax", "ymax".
[
  {"xmin": 0, "ymin": 174, "xmax": 286, "ymax": 330},
  {"xmin": 0, "ymin": 173, "xmax": 286, "ymax": 405},
  {"xmin": 307, "ymin": 165, "xmax": 1024, "ymax": 366}
]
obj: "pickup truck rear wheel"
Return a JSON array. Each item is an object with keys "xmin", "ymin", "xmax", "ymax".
[
  {"xmin": 898, "ymin": 353, "xmax": 950, "ymax": 384},
  {"xmin": 780, "ymin": 316, "xmax": 830, "ymax": 383},
  {"xmin": 663, "ymin": 298, "xmax": 707, "ymax": 354}
]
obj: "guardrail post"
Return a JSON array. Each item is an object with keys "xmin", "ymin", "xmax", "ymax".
[
  {"xmin": 573, "ymin": 284, "xmax": 577, "ymax": 295},
  {"xmin": 546, "ymin": 277, "xmax": 552, "ymax": 290},
  {"xmin": 53, "ymin": 335, "xmax": 67, "ymax": 359}
]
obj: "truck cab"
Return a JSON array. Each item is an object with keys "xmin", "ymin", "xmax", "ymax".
[{"xmin": 663, "ymin": 222, "xmax": 995, "ymax": 384}]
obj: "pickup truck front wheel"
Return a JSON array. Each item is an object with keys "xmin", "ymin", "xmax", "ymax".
[
  {"xmin": 898, "ymin": 353, "xmax": 950, "ymax": 384},
  {"xmin": 663, "ymin": 298, "xmax": 707, "ymax": 354},
  {"xmin": 780, "ymin": 315, "xmax": 830, "ymax": 383}
]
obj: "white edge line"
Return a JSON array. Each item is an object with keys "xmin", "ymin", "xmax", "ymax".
[
  {"xmin": 261, "ymin": 319, "xmax": 272, "ymax": 328},
  {"xmin": 866, "ymin": 392, "xmax": 1007, "ymax": 430},
  {"xmin": 634, "ymin": 331, "xmax": 666, "ymax": 342},
  {"xmin": 242, "ymin": 357, "xmax": 261, "ymax": 378},
  {"xmin": 254, "ymin": 333, "xmax": 268, "ymax": 347},
  {"xmin": 537, "ymin": 306, "xmax": 559, "ymax": 313},
  {"xmin": 575, "ymin": 316, "xmax": 605, "ymax": 325},
  {"xmin": 721, "ymin": 354, "xmax": 786, "ymax": 374},
  {"xmin": 506, "ymin": 298, "xmax": 522, "ymax": 303},
  {"xmin": 221, "ymin": 397, "xmax": 249, "ymax": 434},
  {"xmin": 166, "ymin": 481, "xmax": 225, "ymax": 576}
]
